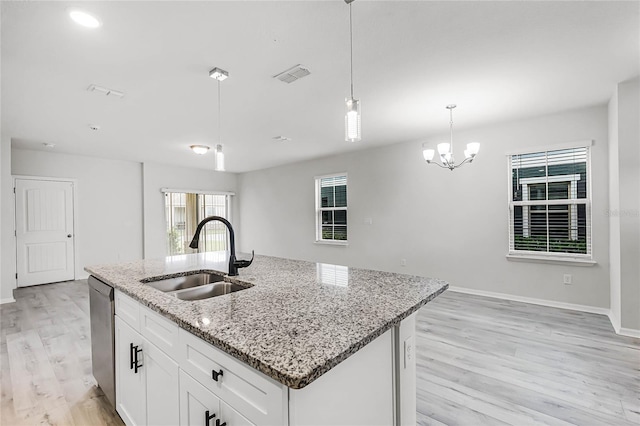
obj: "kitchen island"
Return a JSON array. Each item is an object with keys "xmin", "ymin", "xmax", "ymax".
[{"xmin": 86, "ymin": 252, "xmax": 448, "ymax": 426}]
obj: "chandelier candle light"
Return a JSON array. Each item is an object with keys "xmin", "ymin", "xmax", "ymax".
[
  {"xmin": 209, "ymin": 67, "xmax": 227, "ymax": 171},
  {"xmin": 345, "ymin": 0, "xmax": 361, "ymax": 142},
  {"xmin": 423, "ymin": 105, "xmax": 480, "ymax": 170}
]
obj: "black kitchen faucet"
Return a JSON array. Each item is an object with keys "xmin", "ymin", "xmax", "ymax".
[{"xmin": 189, "ymin": 216, "xmax": 254, "ymax": 276}]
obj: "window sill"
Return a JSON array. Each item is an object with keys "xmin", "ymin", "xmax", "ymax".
[
  {"xmin": 315, "ymin": 240, "xmax": 349, "ymax": 247},
  {"xmin": 506, "ymin": 254, "xmax": 596, "ymax": 266}
]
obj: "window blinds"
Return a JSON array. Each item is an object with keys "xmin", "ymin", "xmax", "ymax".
[{"xmin": 509, "ymin": 147, "xmax": 591, "ymax": 257}]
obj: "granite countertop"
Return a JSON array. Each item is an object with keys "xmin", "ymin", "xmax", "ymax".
[{"xmin": 85, "ymin": 252, "xmax": 448, "ymax": 389}]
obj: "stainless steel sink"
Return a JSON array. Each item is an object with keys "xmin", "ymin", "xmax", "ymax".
[
  {"xmin": 174, "ymin": 282, "xmax": 247, "ymax": 301},
  {"xmin": 142, "ymin": 272, "xmax": 250, "ymax": 301},
  {"xmin": 144, "ymin": 273, "xmax": 225, "ymax": 292}
]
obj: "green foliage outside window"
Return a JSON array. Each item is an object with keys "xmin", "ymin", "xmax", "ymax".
[{"xmin": 514, "ymin": 235, "xmax": 587, "ymax": 254}]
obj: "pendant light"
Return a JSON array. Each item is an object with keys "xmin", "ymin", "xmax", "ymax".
[
  {"xmin": 215, "ymin": 144, "xmax": 224, "ymax": 171},
  {"xmin": 345, "ymin": 0, "xmax": 361, "ymax": 142},
  {"xmin": 209, "ymin": 67, "xmax": 227, "ymax": 172},
  {"xmin": 422, "ymin": 105, "xmax": 480, "ymax": 170}
]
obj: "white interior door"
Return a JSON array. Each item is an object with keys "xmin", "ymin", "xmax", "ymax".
[{"xmin": 15, "ymin": 178, "xmax": 75, "ymax": 287}]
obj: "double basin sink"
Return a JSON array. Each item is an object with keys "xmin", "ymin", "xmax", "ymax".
[{"xmin": 142, "ymin": 273, "xmax": 249, "ymax": 301}]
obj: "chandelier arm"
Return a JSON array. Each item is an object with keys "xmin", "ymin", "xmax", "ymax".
[
  {"xmin": 452, "ymin": 157, "xmax": 474, "ymax": 169},
  {"xmin": 428, "ymin": 161, "xmax": 450, "ymax": 169}
]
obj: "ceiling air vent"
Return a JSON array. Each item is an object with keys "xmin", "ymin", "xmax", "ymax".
[
  {"xmin": 87, "ymin": 84, "xmax": 125, "ymax": 98},
  {"xmin": 273, "ymin": 64, "xmax": 310, "ymax": 84}
]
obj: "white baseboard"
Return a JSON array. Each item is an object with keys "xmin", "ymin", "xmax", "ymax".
[
  {"xmin": 447, "ymin": 286, "xmax": 610, "ymax": 316},
  {"xmin": 0, "ymin": 297, "xmax": 16, "ymax": 304},
  {"xmin": 607, "ymin": 311, "xmax": 622, "ymax": 334},
  {"xmin": 619, "ymin": 327, "xmax": 640, "ymax": 339}
]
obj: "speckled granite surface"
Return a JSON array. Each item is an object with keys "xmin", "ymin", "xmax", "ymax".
[{"xmin": 85, "ymin": 252, "xmax": 448, "ymax": 389}]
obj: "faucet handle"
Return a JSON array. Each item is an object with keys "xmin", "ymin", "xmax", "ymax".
[{"xmin": 234, "ymin": 250, "xmax": 254, "ymax": 269}]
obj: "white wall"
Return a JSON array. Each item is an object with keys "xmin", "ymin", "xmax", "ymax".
[
  {"xmin": 238, "ymin": 105, "xmax": 610, "ymax": 309},
  {"xmin": 0, "ymin": 137, "xmax": 14, "ymax": 302},
  {"xmin": 608, "ymin": 89, "xmax": 622, "ymax": 331},
  {"xmin": 11, "ymin": 149, "xmax": 144, "ymax": 280},
  {"xmin": 609, "ymin": 77, "xmax": 640, "ymax": 332},
  {"xmin": 141, "ymin": 162, "xmax": 238, "ymax": 259}
]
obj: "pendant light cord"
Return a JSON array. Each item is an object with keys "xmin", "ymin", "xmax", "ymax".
[
  {"xmin": 349, "ymin": 3, "xmax": 354, "ymax": 99},
  {"xmin": 449, "ymin": 107, "xmax": 454, "ymax": 154}
]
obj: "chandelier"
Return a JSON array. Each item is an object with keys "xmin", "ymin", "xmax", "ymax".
[{"xmin": 423, "ymin": 105, "xmax": 479, "ymax": 170}]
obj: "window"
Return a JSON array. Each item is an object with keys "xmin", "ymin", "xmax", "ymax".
[
  {"xmin": 509, "ymin": 146, "xmax": 591, "ymax": 258},
  {"xmin": 164, "ymin": 191, "xmax": 230, "ymax": 255},
  {"xmin": 315, "ymin": 174, "xmax": 348, "ymax": 243}
]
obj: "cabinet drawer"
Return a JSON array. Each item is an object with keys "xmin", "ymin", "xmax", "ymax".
[
  {"xmin": 115, "ymin": 290, "xmax": 140, "ymax": 331},
  {"xmin": 140, "ymin": 304, "xmax": 179, "ymax": 359},
  {"xmin": 178, "ymin": 329, "xmax": 286, "ymax": 426}
]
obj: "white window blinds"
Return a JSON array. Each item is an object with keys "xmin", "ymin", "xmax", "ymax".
[
  {"xmin": 508, "ymin": 147, "xmax": 591, "ymax": 257},
  {"xmin": 316, "ymin": 174, "xmax": 348, "ymax": 243}
]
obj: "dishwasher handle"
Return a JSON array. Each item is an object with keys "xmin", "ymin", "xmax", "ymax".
[{"xmin": 88, "ymin": 276, "xmax": 114, "ymax": 299}]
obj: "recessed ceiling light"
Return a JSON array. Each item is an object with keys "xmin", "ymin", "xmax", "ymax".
[
  {"xmin": 43, "ymin": 143, "xmax": 56, "ymax": 149},
  {"xmin": 69, "ymin": 9, "xmax": 102, "ymax": 28},
  {"xmin": 272, "ymin": 136, "xmax": 292, "ymax": 142},
  {"xmin": 190, "ymin": 145, "xmax": 210, "ymax": 155}
]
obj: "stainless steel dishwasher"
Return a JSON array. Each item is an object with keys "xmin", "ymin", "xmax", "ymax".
[{"xmin": 88, "ymin": 275, "xmax": 115, "ymax": 408}]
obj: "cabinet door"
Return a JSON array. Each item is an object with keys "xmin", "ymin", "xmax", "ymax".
[
  {"xmin": 180, "ymin": 370, "xmax": 221, "ymax": 426},
  {"xmin": 220, "ymin": 401, "xmax": 256, "ymax": 426},
  {"xmin": 145, "ymin": 340, "xmax": 179, "ymax": 426},
  {"xmin": 115, "ymin": 317, "xmax": 146, "ymax": 426}
]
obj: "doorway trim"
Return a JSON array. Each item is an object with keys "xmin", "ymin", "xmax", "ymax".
[{"xmin": 13, "ymin": 175, "xmax": 79, "ymax": 287}]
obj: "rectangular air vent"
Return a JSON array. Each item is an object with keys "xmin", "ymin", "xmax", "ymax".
[{"xmin": 273, "ymin": 64, "xmax": 310, "ymax": 84}]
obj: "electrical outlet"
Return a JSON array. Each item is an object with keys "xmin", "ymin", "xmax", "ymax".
[
  {"xmin": 563, "ymin": 274, "xmax": 572, "ymax": 285},
  {"xmin": 364, "ymin": 217, "xmax": 373, "ymax": 225},
  {"xmin": 400, "ymin": 259, "xmax": 407, "ymax": 267},
  {"xmin": 404, "ymin": 336, "xmax": 414, "ymax": 369}
]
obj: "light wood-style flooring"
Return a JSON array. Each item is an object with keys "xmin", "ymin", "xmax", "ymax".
[
  {"xmin": 417, "ymin": 291, "xmax": 640, "ymax": 425},
  {"xmin": 1, "ymin": 281, "xmax": 638, "ymax": 425},
  {"xmin": 0, "ymin": 280, "xmax": 123, "ymax": 425}
]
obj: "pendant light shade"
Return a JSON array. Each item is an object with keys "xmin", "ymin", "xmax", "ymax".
[
  {"xmin": 215, "ymin": 144, "xmax": 225, "ymax": 172},
  {"xmin": 344, "ymin": 0, "xmax": 361, "ymax": 142},
  {"xmin": 345, "ymin": 98, "xmax": 361, "ymax": 142}
]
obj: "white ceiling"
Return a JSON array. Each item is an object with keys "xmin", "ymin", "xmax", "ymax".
[{"xmin": 2, "ymin": 1, "xmax": 638, "ymax": 173}]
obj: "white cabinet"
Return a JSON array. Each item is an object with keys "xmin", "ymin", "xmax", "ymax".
[
  {"xmin": 180, "ymin": 369, "xmax": 221, "ymax": 426},
  {"xmin": 145, "ymin": 339, "xmax": 180, "ymax": 426},
  {"xmin": 114, "ymin": 290, "xmax": 418, "ymax": 426},
  {"xmin": 115, "ymin": 317, "xmax": 146, "ymax": 426},
  {"xmin": 115, "ymin": 292, "xmax": 180, "ymax": 426},
  {"xmin": 178, "ymin": 329, "xmax": 286, "ymax": 425},
  {"xmin": 180, "ymin": 370, "xmax": 256, "ymax": 426}
]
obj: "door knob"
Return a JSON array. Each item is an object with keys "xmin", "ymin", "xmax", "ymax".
[{"xmin": 67, "ymin": 234, "xmax": 72, "ymax": 238}]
